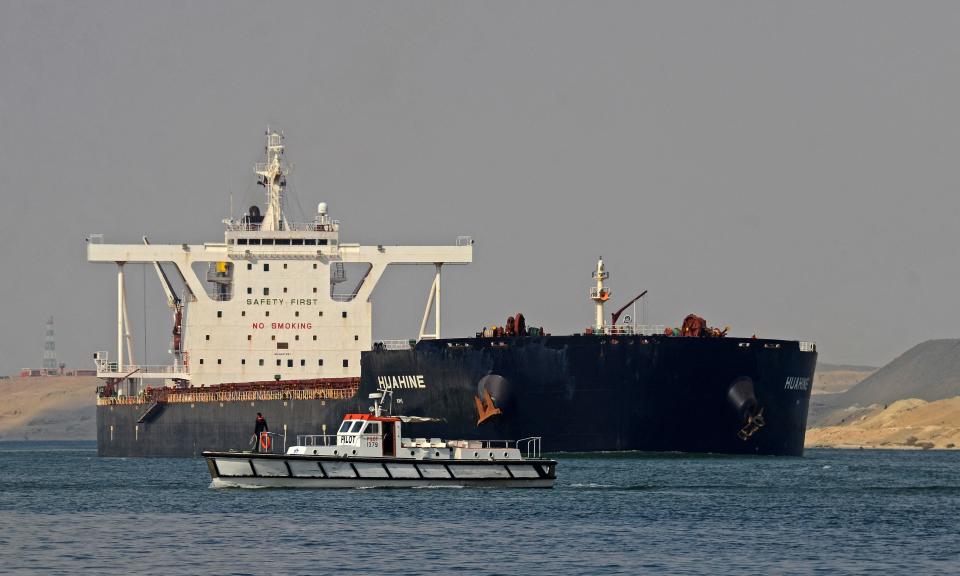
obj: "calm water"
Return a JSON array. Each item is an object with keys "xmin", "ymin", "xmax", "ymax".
[{"xmin": 0, "ymin": 443, "xmax": 957, "ymax": 575}]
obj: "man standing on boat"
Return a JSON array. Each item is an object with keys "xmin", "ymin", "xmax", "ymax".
[{"xmin": 253, "ymin": 413, "xmax": 269, "ymax": 453}]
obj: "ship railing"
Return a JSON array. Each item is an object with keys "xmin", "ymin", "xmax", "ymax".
[
  {"xmin": 296, "ymin": 434, "xmax": 337, "ymax": 447},
  {"xmin": 164, "ymin": 387, "xmax": 357, "ymax": 404},
  {"xmin": 94, "ymin": 359, "xmax": 189, "ymax": 377},
  {"xmin": 225, "ymin": 221, "xmax": 341, "ymax": 232},
  {"xmin": 594, "ymin": 324, "xmax": 666, "ymax": 336},
  {"xmin": 330, "ymin": 293, "xmax": 358, "ymax": 302},
  {"xmin": 373, "ymin": 339, "xmax": 417, "ymax": 350},
  {"xmin": 97, "ymin": 386, "xmax": 358, "ymax": 406}
]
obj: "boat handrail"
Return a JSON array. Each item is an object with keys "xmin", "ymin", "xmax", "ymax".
[
  {"xmin": 296, "ymin": 434, "xmax": 337, "ymax": 447},
  {"xmin": 256, "ymin": 431, "xmax": 287, "ymax": 454},
  {"xmin": 516, "ymin": 437, "xmax": 542, "ymax": 459},
  {"xmin": 447, "ymin": 437, "xmax": 543, "ymax": 458}
]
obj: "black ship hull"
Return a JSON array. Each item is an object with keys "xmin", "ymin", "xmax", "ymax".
[{"xmin": 97, "ymin": 335, "xmax": 816, "ymax": 457}]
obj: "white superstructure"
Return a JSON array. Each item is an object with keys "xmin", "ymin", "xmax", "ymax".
[{"xmin": 87, "ymin": 130, "xmax": 472, "ymax": 389}]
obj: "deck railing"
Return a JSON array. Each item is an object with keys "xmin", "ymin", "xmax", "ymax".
[{"xmin": 97, "ymin": 384, "xmax": 358, "ymax": 406}]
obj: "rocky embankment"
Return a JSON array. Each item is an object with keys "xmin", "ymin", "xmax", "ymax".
[{"xmin": 0, "ymin": 376, "xmax": 98, "ymax": 440}]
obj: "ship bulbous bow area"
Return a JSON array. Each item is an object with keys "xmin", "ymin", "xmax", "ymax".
[{"xmin": 727, "ymin": 376, "xmax": 766, "ymax": 440}]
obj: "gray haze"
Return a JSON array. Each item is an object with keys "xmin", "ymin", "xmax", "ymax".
[{"xmin": 1, "ymin": 1, "xmax": 959, "ymax": 375}]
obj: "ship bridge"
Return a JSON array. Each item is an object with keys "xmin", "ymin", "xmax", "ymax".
[{"xmin": 86, "ymin": 129, "xmax": 472, "ymax": 391}]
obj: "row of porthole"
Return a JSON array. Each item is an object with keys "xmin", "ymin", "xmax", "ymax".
[{"xmin": 219, "ymin": 309, "xmax": 348, "ymax": 318}]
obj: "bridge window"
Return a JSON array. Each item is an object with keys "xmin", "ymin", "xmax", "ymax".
[
  {"xmin": 237, "ymin": 238, "xmax": 248, "ymax": 245},
  {"xmin": 291, "ymin": 239, "xmax": 304, "ymax": 246},
  {"xmin": 262, "ymin": 239, "xmax": 274, "ymax": 246},
  {"xmin": 318, "ymin": 239, "xmax": 328, "ymax": 245},
  {"xmin": 276, "ymin": 239, "xmax": 290, "ymax": 246},
  {"xmin": 304, "ymin": 239, "xmax": 316, "ymax": 246},
  {"xmin": 365, "ymin": 422, "xmax": 380, "ymax": 435},
  {"xmin": 248, "ymin": 239, "xmax": 260, "ymax": 245},
  {"xmin": 349, "ymin": 421, "xmax": 364, "ymax": 433},
  {"xmin": 338, "ymin": 421, "xmax": 352, "ymax": 433}
]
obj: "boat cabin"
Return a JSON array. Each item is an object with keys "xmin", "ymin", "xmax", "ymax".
[{"xmin": 287, "ymin": 412, "xmax": 526, "ymax": 461}]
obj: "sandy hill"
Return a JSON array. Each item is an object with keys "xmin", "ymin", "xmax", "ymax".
[
  {"xmin": 0, "ymin": 376, "xmax": 99, "ymax": 440},
  {"xmin": 812, "ymin": 364, "xmax": 874, "ymax": 396},
  {"xmin": 835, "ymin": 339, "xmax": 960, "ymax": 406},
  {"xmin": 810, "ymin": 339, "xmax": 960, "ymax": 426},
  {"xmin": 806, "ymin": 396, "xmax": 960, "ymax": 450}
]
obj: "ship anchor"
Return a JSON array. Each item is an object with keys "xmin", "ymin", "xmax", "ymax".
[{"xmin": 737, "ymin": 407, "xmax": 765, "ymax": 441}]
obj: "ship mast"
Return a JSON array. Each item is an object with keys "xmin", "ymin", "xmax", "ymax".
[
  {"xmin": 590, "ymin": 257, "xmax": 610, "ymax": 330},
  {"xmin": 255, "ymin": 129, "xmax": 291, "ymax": 231}
]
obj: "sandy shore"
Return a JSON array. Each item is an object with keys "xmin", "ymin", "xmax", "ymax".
[
  {"xmin": 0, "ymin": 376, "xmax": 98, "ymax": 440},
  {"xmin": 805, "ymin": 396, "xmax": 960, "ymax": 450}
]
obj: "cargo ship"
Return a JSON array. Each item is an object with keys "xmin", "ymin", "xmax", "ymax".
[{"xmin": 88, "ymin": 129, "xmax": 817, "ymax": 457}]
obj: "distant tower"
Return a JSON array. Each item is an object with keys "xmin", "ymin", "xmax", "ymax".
[{"xmin": 42, "ymin": 316, "xmax": 58, "ymax": 371}]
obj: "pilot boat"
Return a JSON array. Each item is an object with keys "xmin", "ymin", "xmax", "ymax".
[{"xmin": 203, "ymin": 392, "xmax": 557, "ymax": 488}]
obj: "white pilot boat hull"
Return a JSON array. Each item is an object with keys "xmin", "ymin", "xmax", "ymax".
[{"xmin": 204, "ymin": 452, "xmax": 557, "ymax": 489}]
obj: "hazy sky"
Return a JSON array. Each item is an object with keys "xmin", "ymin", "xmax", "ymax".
[{"xmin": 2, "ymin": 1, "xmax": 959, "ymax": 375}]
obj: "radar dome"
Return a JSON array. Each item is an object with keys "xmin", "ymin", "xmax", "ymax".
[{"xmin": 318, "ymin": 202, "xmax": 328, "ymax": 215}]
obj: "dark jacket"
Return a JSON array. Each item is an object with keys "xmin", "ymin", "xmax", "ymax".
[{"xmin": 254, "ymin": 416, "xmax": 268, "ymax": 435}]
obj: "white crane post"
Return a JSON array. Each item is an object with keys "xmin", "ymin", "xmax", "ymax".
[
  {"xmin": 434, "ymin": 263, "xmax": 442, "ymax": 339},
  {"xmin": 117, "ymin": 262, "xmax": 125, "ymax": 371}
]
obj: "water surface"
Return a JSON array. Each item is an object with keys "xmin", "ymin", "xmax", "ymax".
[{"xmin": 0, "ymin": 442, "xmax": 957, "ymax": 575}]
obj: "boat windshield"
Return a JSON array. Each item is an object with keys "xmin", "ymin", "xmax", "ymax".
[
  {"xmin": 349, "ymin": 421, "xmax": 364, "ymax": 433},
  {"xmin": 338, "ymin": 421, "xmax": 352, "ymax": 433},
  {"xmin": 365, "ymin": 422, "xmax": 380, "ymax": 435}
]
